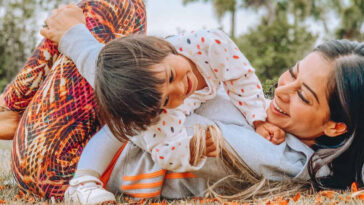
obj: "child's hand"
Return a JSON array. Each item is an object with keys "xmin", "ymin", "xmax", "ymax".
[
  {"xmin": 205, "ymin": 129, "xmax": 217, "ymax": 157},
  {"xmin": 40, "ymin": 4, "xmax": 86, "ymax": 44},
  {"xmin": 254, "ymin": 121, "xmax": 286, "ymax": 145},
  {"xmin": 190, "ymin": 127, "xmax": 218, "ymax": 165}
]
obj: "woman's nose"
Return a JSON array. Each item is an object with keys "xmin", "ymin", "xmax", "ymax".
[{"xmin": 275, "ymin": 83, "xmax": 291, "ymax": 103}]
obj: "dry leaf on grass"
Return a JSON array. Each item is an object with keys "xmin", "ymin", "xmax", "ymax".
[{"xmin": 292, "ymin": 192, "xmax": 301, "ymax": 202}]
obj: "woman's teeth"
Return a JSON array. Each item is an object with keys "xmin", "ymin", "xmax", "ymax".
[{"xmin": 273, "ymin": 100, "xmax": 288, "ymax": 115}]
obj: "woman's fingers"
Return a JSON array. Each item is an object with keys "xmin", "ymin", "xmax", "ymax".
[
  {"xmin": 40, "ymin": 28, "xmax": 53, "ymax": 41},
  {"xmin": 40, "ymin": 5, "xmax": 85, "ymax": 43},
  {"xmin": 58, "ymin": 4, "xmax": 67, "ymax": 10}
]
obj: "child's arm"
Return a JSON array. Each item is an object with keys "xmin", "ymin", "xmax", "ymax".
[
  {"xmin": 205, "ymin": 31, "xmax": 287, "ymax": 144},
  {"xmin": 166, "ymin": 29, "xmax": 267, "ymax": 127},
  {"xmin": 58, "ymin": 24, "xmax": 103, "ymax": 88},
  {"xmin": 206, "ymin": 30, "xmax": 267, "ymax": 127},
  {"xmin": 41, "ymin": 5, "xmax": 103, "ymax": 88}
]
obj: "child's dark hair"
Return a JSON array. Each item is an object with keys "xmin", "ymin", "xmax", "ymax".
[{"xmin": 95, "ymin": 34, "xmax": 178, "ymax": 141}]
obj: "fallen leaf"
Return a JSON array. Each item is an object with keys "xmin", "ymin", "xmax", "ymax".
[
  {"xmin": 327, "ymin": 201, "xmax": 338, "ymax": 205},
  {"xmin": 316, "ymin": 195, "xmax": 322, "ymax": 203},
  {"xmin": 338, "ymin": 195, "xmax": 346, "ymax": 201},
  {"xmin": 278, "ymin": 199, "xmax": 289, "ymax": 205},
  {"xmin": 320, "ymin": 190, "xmax": 336, "ymax": 199},
  {"xmin": 351, "ymin": 182, "xmax": 358, "ymax": 192},
  {"xmin": 356, "ymin": 193, "xmax": 364, "ymax": 200},
  {"xmin": 224, "ymin": 202, "xmax": 239, "ymax": 205},
  {"xmin": 292, "ymin": 192, "xmax": 301, "ymax": 202}
]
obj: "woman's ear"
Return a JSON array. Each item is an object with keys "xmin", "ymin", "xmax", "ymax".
[{"xmin": 323, "ymin": 121, "xmax": 347, "ymax": 137}]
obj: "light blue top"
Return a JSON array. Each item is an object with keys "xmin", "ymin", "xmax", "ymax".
[{"xmin": 58, "ymin": 24, "xmax": 330, "ymax": 182}]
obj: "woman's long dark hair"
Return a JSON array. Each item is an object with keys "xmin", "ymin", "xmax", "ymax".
[{"xmin": 308, "ymin": 39, "xmax": 364, "ymax": 189}]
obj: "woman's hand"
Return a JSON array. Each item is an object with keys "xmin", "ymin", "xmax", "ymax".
[
  {"xmin": 40, "ymin": 4, "xmax": 86, "ymax": 44},
  {"xmin": 0, "ymin": 96, "xmax": 20, "ymax": 140}
]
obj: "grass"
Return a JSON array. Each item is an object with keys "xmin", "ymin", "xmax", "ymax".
[{"xmin": 0, "ymin": 141, "xmax": 364, "ymax": 204}]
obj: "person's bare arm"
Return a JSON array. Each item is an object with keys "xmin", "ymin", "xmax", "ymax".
[{"xmin": 0, "ymin": 96, "xmax": 20, "ymax": 140}]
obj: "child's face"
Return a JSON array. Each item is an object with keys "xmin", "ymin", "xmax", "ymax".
[{"xmin": 151, "ymin": 54, "xmax": 198, "ymax": 109}]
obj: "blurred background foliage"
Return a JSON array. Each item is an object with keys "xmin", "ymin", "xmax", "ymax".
[
  {"xmin": 184, "ymin": 0, "xmax": 364, "ymax": 97},
  {"xmin": 0, "ymin": 0, "xmax": 67, "ymax": 92},
  {"xmin": 1, "ymin": 0, "xmax": 364, "ymax": 95}
]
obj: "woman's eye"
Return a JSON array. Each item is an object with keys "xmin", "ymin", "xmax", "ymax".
[{"xmin": 297, "ymin": 90, "xmax": 310, "ymax": 104}]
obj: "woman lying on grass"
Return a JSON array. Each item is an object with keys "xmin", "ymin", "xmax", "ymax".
[{"xmin": 2, "ymin": 0, "xmax": 364, "ymax": 202}]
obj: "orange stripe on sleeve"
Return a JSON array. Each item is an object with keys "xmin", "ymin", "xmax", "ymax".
[
  {"xmin": 125, "ymin": 190, "xmax": 161, "ymax": 198},
  {"xmin": 100, "ymin": 142, "xmax": 128, "ymax": 187},
  {"xmin": 121, "ymin": 181, "xmax": 163, "ymax": 190},
  {"xmin": 123, "ymin": 170, "xmax": 166, "ymax": 181},
  {"xmin": 165, "ymin": 172, "xmax": 197, "ymax": 179}
]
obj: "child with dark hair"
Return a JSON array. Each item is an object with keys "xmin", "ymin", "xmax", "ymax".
[{"xmin": 41, "ymin": 5, "xmax": 285, "ymax": 204}]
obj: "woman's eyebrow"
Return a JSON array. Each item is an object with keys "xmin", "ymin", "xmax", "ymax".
[{"xmin": 297, "ymin": 63, "xmax": 320, "ymax": 104}]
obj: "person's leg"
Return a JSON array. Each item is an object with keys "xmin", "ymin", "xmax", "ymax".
[
  {"xmin": 64, "ymin": 126, "xmax": 124, "ymax": 204},
  {"xmin": 1, "ymin": 0, "xmax": 146, "ymax": 112},
  {"xmin": 76, "ymin": 126, "xmax": 123, "ymax": 177},
  {"xmin": 11, "ymin": 0, "xmax": 146, "ymax": 199},
  {"xmin": 0, "ymin": 39, "xmax": 59, "ymax": 139},
  {"xmin": 2, "ymin": 40, "xmax": 59, "ymax": 112}
]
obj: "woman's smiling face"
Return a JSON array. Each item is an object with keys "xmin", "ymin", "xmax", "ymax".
[{"xmin": 266, "ymin": 52, "xmax": 335, "ymax": 144}]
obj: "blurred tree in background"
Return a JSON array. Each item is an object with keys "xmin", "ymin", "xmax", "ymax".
[
  {"xmin": 183, "ymin": 0, "xmax": 238, "ymax": 39},
  {"xmin": 334, "ymin": 0, "xmax": 364, "ymax": 40},
  {"xmin": 237, "ymin": 1, "xmax": 318, "ymax": 83},
  {"xmin": 183, "ymin": 0, "xmax": 364, "ymax": 97},
  {"xmin": 0, "ymin": 0, "xmax": 66, "ymax": 92},
  {"xmin": 2, "ymin": 0, "xmax": 364, "ymax": 95}
]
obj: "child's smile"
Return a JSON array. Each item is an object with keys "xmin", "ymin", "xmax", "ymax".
[{"xmin": 151, "ymin": 54, "xmax": 201, "ymax": 109}]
